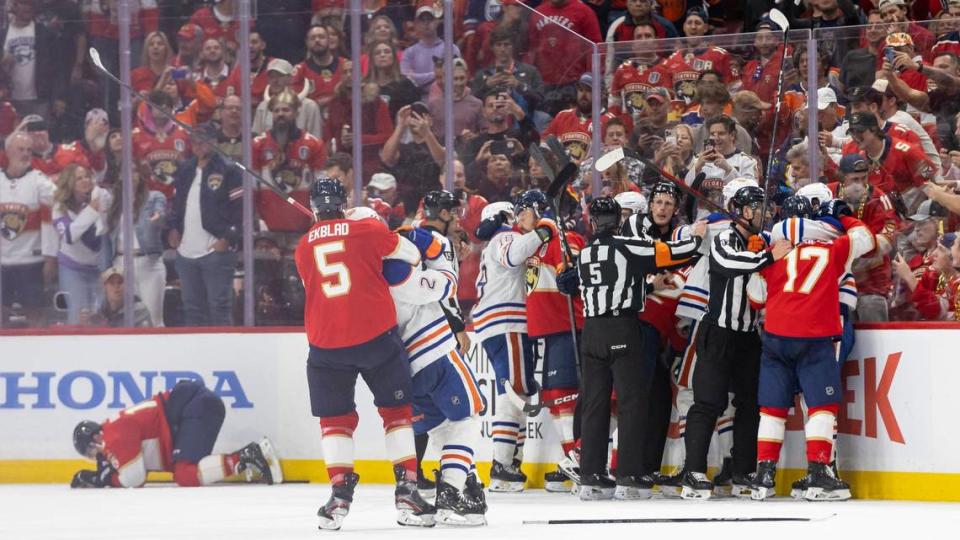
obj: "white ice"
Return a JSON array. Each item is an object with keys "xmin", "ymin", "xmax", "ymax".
[{"xmin": 2, "ymin": 484, "xmax": 958, "ymax": 539}]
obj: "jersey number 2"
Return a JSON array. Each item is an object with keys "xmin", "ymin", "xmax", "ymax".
[
  {"xmin": 783, "ymin": 245, "xmax": 829, "ymax": 294},
  {"xmin": 313, "ymin": 241, "xmax": 351, "ymax": 298}
]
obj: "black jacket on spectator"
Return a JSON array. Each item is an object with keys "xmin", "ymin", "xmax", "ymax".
[
  {"xmin": 169, "ymin": 154, "xmax": 243, "ymax": 247},
  {"xmin": 0, "ymin": 18, "xmax": 69, "ymax": 103},
  {"xmin": 389, "ymin": 141, "xmax": 442, "ymax": 216},
  {"xmin": 461, "ymin": 117, "xmax": 539, "ymax": 167}
]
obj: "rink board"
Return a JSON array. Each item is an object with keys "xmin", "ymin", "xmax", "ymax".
[{"xmin": 1, "ymin": 326, "xmax": 958, "ymax": 501}]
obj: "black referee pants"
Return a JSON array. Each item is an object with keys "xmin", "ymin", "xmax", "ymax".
[
  {"xmin": 579, "ymin": 315, "xmax": 656, "ymax": 479},
  {"xmin": 682, "ymin": 322, "xmax": 761, "ymax": 476}
]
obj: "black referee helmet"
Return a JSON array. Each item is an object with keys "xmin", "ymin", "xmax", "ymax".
[
  {"xmin": 589, "ymin": 196, "xmax": 621, "ymax": 234},
  {"xmin": 731, "ymin": 186, "xmax": 765, "ymax": 213}
]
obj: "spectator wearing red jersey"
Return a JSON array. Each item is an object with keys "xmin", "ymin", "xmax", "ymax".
[
  {"xmin": 844, "ymin": 82, "xmax": 940, "ymax": 168},
  {"xmin": 879, "ymin": 0, "xmax": 935, "ymax": 60},
  {"xmin": 188, "ymin": 0, "xmax": 250, "ymax": 60},
  {"xmin": 173, "ymin": 23, "xmax": 204, "ymax": 71},
  {"xmin": 545, "ymin": 73, "xmax": 627, "ymax": 164},
  {"xmin": 196, "ymin": 38, "xmax": 231, "ymax": 100},
  {"xmin": 608, "ymin": 23, "xmax": 674, "ymax": 121},
  {"xmin": 221, "ymin": 31, "xmax": 273, "ymax": 110},
  {"xmin": 364, "ymin": 172, "xmax": 405, "ymax": 229},
  {"xmin": 904, "ymin": 233, "xmax": 960, "ymax": 321},
  {"xmin": 132, "ymin": 90, "xmax": 193, "ymax": 200},
  {"xmin": 664, "ymin": 7, "xmax": 738, "ymax": 90},
  {"xmin": 891, "ymin": 202, "xmax": 951, "ymax": 319},
  {"xmin": 881, "ymin": 32, "xmax": 929, "ymax": 92},
  {"xmin": 54, "ymin": 108, "xmax": 109, "ymax": 182},
  {"xmin": 741, "ymin": 17, "xmax": 790, "ymax": 104},
  {"xmin": 132, "ymin": 31, "xmax": 176, "ymax": 94},
  {"xmin": 464, "ymin": 0, "xmax": 527, "ymax": 73},
  {"xmin": 527, "ymin": 0, "xmax": 601, "ymax": 96},
  {"xmin": 18, "ymin": 114, "xmax": 59, "ymax": 177},
  {"xmin": 292, "ymin": 25, "xmax": 350, "ymax": 109},
  {"xmin": 846, "ymin": 111, "xmax": 935, "ymax": 213}
]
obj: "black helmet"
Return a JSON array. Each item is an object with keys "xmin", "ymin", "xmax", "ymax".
[
  {"xmin": 73, "ymin": 420, "xmax": 102, "ymax": 457},
  {"xmin": 650, "ymin": 181, "xmax": 681, "ymax": 203},
  {"xmin": 514, "ymin": 189, "xmax": 549, "ymax": 217},
  {"xmin": 780, "ymin": 194, "xmax": 813, "ymax": 219},
  {"xmin": 310, "ymin": 175, "xmax": 347, "ymax": 217},
  {"xmin": 422, "ymin": 190, "xmax": 461, "ymax": 219},
  {"xmin": 589, "ymin": 196, "xmax": 622, "ymax": 234},
  {"xmin": 731, "ymin": 186, "xmax": 765, "ymax": 212}
]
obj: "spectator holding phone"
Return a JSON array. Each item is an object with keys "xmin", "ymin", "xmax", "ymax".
[
  {"xmin": 380, "ymin": 102, "xmax": 444, "ymax": 215},
  {"xmin": 131, "ymin": 32, "xmax": 177, "ymax": 94},
  {"xmin": 470, "ymin": 26, "xmax": 543, "ymax": 114},
  {"xmin": 364, "ymin": 39, "xmax": 419, "ymax": 121},
  {"xmin": 466, "ymin": 139, "xmax": 517, "ymax": 203},
  {"xmin": 686, "ymin": 114, "xmax": 761, "ymax": 186},
  {"xmin": 427, "ymin": 58, "xmax": 483, "ymax": 144},
  {"xmin": 461, "ymin": 89, "xmax": 536, "ymax": 166}
]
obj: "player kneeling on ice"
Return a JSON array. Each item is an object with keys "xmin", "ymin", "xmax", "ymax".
[
  {"xmin": 745, "ymin": 200, "xmax": 876, "ymax": 501},
  {"xmin": 70, "ymin": 380, "xmax": 281, "ymax": 489},
  {"xmin": 347, "ymin": 207, "xmax": 487, "ymax": 526}
]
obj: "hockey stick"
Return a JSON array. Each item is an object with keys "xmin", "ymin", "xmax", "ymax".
[
  {"xmin": 757, "ymin": 8, "xmax": 791, "ymax": 233},
  {"xmin": 524, "ymin": 514, "xmax": 836, "ymax": 525},
  {"xmin": 88, "ymin": 47, "xmax": 315, "ymax": 220}
]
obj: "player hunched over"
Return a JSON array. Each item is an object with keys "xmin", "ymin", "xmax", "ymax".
[
  {"xmin": 472, "ymin": 197, "xmax": 557, "ymax": 492},
  {"xmin": 346, "ymin": 207, "xmax": 487, "ymax": 526},
  {"xmin": 70, "ymin": 380, "xmax": 281, "ymax": 489},
  {"xmin": 414, "ymin": 190, "xmax": 469, "ymax": 496},
  {"xmin": 293, "ymin": 177, "xmax": 435, "ymax": 530},
  {"xmin": 663, "ymin": 178, "xmax": 754, "ymax": 498},
  {"xmin": 746, "ymin": 199, "xmax": 876, "ymax": 501}
]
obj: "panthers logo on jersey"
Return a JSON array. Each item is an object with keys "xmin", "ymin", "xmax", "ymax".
[
  {"xmin": 565, "ymin": 141, "xmax": 588, "ymax": 162},
  {"xmin": 525, "ymin": 261, "xmax": 540, "ymax": 293},
  {"xmin": 153, "ymin": 160, "xmax": 177, "ymax": 184},
  {"xmin": 0, "ymin": 203, "xmax": 28, "ymax": 240}
]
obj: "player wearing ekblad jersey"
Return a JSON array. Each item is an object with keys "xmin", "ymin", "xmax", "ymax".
[
  {"xmin": 293, "ymin": 177, "xmax": 433, "ymax": 531},
  {"xmin": 70, "ymin": 380, "xmax": 280, "ymax": 489},
  {"xmin": 472, "ymin": 199, "xmax": 555, "ymax": 492}
]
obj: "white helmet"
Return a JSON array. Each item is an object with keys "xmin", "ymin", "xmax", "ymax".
[
  {"xmin": 796, "ymin": 182, "xmax": 834, "ymax": 207},
  {"xmin": 345, "ymin": 206, "xmax": 383, "ymax": 222},
  {"xmin": 723, "ymin": 178, "xmax": 759, "ymax": 208},
  {"xmin": 614, "ymin": 191, "xmax": 648, "ymax": 215},
  {"xmin": 481, "ymin": 201, "xmax": 515, "ymax": 222}
]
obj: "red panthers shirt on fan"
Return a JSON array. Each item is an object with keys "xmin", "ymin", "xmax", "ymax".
[
  {"xmin": 132, "ymin": 121, "xmax": 192, "ymax": 200},
  {"xmin": 252, "ymin": 128, "xmax": 327, "ymax": 232}
]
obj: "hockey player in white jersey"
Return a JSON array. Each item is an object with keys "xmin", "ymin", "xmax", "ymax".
[
  {"xmin": 472, "ymin": 201, "xmax": 555, "ymax": 492},
  {"xmin": 346, "ymin": 207, "xmax": 487, "ymax": 526}
]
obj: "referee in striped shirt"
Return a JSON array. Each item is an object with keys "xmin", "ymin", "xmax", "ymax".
[
  {"xmin": 567, "ymin": 196, "xmax": 705, "ymax": 500},
  {"xmin": 677, "ymin": 186, "xmax": 793, "ymax": 499}
]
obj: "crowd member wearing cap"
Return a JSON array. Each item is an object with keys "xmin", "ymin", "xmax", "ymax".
[
  {"xmin": 663, "ymin": 7, "xmax": 739, "ymax": 88},
  {"xmin": 365, "ymin": 172, "xmax": 406, "ymax": 228},
  {"xmin": 187, "ymin": 0, "xmax": 249, "ymax": 58},
  {"xmin": 53, "ymin": 108, "xmax": 109, "ymax": 182},
  {"xmin": 829, "ymin": 153, "xmax": 902, "ymax": 321},
  {"xmin": 168, "ymin": 123, "xmax": 243, "ymax": 327},
  {"xmin": 609, "ymin": 24, "xmax": 674, "ymax": 121},
  {"xmin": 892, "ymin": 201, "xmax": 952, "ymax": 319},
  {"xmin": 222, "ymin": 31, "xmax": 273, "ymax": 110},
  {"xmin": 844, "ymin": 83, "xmax": 940, "ymax": 167},
  {"xmin": 292, "ymin": 25, "xmax": 351, "ymax": 107},
  {"xmin": 838, "ymin": 11, "xmax": 887, "ymax": 91},
  {"xmin": 902, "ymin": 233, "xmax": 960, "ymax": 320},
  {"xmin": 884, "ymin": 50, "xmax": 960, "ymax": 147},
  {"xmin": 253, "ymin": 59, "xmax": 321, "ymax": 138},
  {"xmin": 102, "ymin": 163, "xmax": 167, "ymax": 327},
  {"xmin": 400, "ymin": 1, "xmax": 462, "ymax": 98},
  {"xmin": 364, "ymin": 39, "xmax": 420, "ymax": 121},
  {"xmin": 470, "ymin": 25, "xmax": 545, "ymax": 121},
  {"xmin": 92, "ymin": 267, "xmax": 153, "ymax": 328},
  {"xmin": 740, "ymin": 17, "xmax": 790, "ymax": 104},
  {"xmin": 879, "ymin": 0, "xmax": 935, "ymax": 58},
  {"xmin": 427, "ymin": 57, "xmax": 484, "ymax": 142},
  {"xmin": 880, "ymin": 32, "xmax": 929, "ymax": 92},
  {"xmin": 547, "ymin": 73, "xmax": 631, "ymax": 164},
  {"xmin": 846, "ymin": 111, "xmax": 936, "ymax": 212},
  {"xmin": 173, "ymin": 24, "xmax": 204, "ymax": 71}
]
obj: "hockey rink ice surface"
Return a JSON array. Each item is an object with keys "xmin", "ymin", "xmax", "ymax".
[{"xmin": 2, "ymin": 484, "xmax": 959, "ymax": 538}]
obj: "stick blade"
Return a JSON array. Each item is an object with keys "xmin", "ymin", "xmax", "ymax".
[
  {"xmin": 769, "ymin": 8, "xmax": 789, "ymax": 32},
  {"xmin": 547, "ymin": 162, "xmax": 578, "ymax": 200},
  {"xmin": 88, "ymin": 47, "xmax": 104, "ymax": 71},
  {"xmin": 595, "ymin": 147, "xmax": 624, "ymax": 173}
]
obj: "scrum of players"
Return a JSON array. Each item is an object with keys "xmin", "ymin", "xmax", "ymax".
[{"xmin": 69, "ymin": 161, "xmax": 879, "ymax": 530}]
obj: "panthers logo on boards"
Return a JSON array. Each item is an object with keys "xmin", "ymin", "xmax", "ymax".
[{"xmin": 0, "ymin": 203, "xmax": 28, "ymax": 240}]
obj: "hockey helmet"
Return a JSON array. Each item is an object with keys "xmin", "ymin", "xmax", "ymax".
[
  {"xmin": 614, "ymin": 191, "xmax": 648, "ymax": 215},
  {"xmin": 589, "ymin": 196, "xmax": 622, "ymax": 234},
  {"xmin": 310, "ymin": 175, "xmax": 347, "ymax": 217},
  {"xmin": 514, "ymin": 189, "xmax": 549, "ymax": 217},
  {"xmin": 780, "ymin": 195, "xmax": 813, "ymax": 219},
  {"xmin": 722, "ymin": 177, "xmax": 759, "ymax": 208},
  {"xmin": 649, "ymin": 181, "xmax": 681, "ymax": 203},
  {"xmin": 730, "ymin": 186, "xmax": 765, "ymax": 212},
  {"xmin": 796, "ymin": 182, "xmax": 834, "ymax": 209},
  {"xmin": 73, "ymin": 420, "xmax": 102, "ymax": 457},
  {"xmin": 422, "ymin": 190, "xmax": 461, "ymax": 220}
]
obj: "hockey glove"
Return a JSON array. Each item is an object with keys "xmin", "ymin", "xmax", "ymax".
[
  {"xmin": 534, "ymin": 219, "xmax": 558, "ymax": 243},
  {"xmin": 818, "ymin": 199, "xmax": 853, "ymax": 219},
  {"xmin": 475, "ymin": 215, "xmax": 504, "ymax": 241},
  {"xmin": 747, "ymin": 234, "xmax": 766, "ymax": 253},
  {"xmin": 71, "ymin": 470, "xmax": 105, "ymax": 488},
  {"xmin": 556, "ymin": 267, "xmax": 580, "ymax": 296}
]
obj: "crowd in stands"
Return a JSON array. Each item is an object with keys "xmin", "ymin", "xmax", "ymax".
[{"xmin": 1, "ymin": 0, "xmax": 959, "ymax": 329}]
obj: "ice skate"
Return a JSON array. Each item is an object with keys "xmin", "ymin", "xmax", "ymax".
[
  {"xmin": 656, "ymin": 468, "xmax": 685, "ymax": 498},
  {"xmin": 544, "ymin": 469, "xmax": 570, "ymax": 493},
  {"xmin": 730, "ymin": 472, "xmax": 754, "ymax": 499},
  {"xmin": 465, "ymin": 473, "xmax": 488, "ymax": 513},
  {"xmin": 791, "ymin": 473, "xmax": 811, "ymax": 499},
  {"xmin": 394, "ymin": 465, "xmax": 437, "ymax": 527},
  {"xmin": 614, "ymin": 474, "xmax": 654, "ymax": 500},
  {"xmin": 317, "ymin": 473, "xmax": 359, "ymax": 531},
  {"xmin": 434, "ymin": 471, "xmax": 486, "ymax": 527},
  {"xmin": 237, "ymin": 438, "xmax": 280, "ymax": 484},
  {"xmin": 679, "ymin": 470, "xmax": 713, "ymax": 500},
  {"xmin": 712, "ymin": 457, "xmax": 733, "ymax": 497},
  {"xmin": 803, "ymin": 462, "xmax": 851, "ymax": 501},
  {"xmin": 488, "ymin": 460, "xmax": 526, "ymax": 492},
  {"xmin": 417, "ymin": 468, "xmax": 436, "ymax": 499},
  {"xmin": 749, "ymin": 461, "xmax": 777, "ymax": 501},
  {"xmin": 578, "ymin": 473, "xmax": 615, "ymax": 500},
  {"xmin": 557, "ymin": 447, "xmax": 581, "ymax": 485}
]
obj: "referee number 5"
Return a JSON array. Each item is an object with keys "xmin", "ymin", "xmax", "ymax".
[
  {"xmin": 588, "ymin": 262, "xmax": 602, "ymax": 283},
  {"xmin": 313, "ymin": 241, "xmax": 352, "ymax": 298},
  {"xmin": 783, "ymin": 245, "xmax": 829, "ymax": 294}
]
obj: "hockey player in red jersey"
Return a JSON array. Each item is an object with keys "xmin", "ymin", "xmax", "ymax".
[
  {"xmin": 293, "ymin": 177, "xmax": 434, "ymax": 530},
  {"xmin": 131, "ymin": 90, "xmax": 192, "ymax": 200},
  {"xmin": 746, "ymin": 201, "xmax": 876, "ymax": 501},
  {"xmin": 253, "ymin": 89, "xmax": 328, "ymax": 233},
  {"xmin": 70, "ymin": 380, "xmax": 280, "ymax": 489}
]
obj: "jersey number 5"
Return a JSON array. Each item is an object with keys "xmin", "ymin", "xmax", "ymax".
[
  {"xmin": 783, "ymin": 245, "xmax": 829, "ymax": 294},
  {"xmin": 313, "ymin": 241, "xmax": 352, "ymax": 298}
]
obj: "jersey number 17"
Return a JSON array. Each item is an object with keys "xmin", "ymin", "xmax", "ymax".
[{"xmin": 782, "ymin": 245, "xmax": 830, "ymax": 294}]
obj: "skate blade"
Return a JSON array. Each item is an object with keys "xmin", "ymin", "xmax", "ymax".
[
  {"xmin": 750, "ymin": 486, "xmax": 776, "ymax": 501},
  {"xmin": 614, "ymin": 486, "xmax": 652, "ymax": 500},
  {"xmin": 258, "ymin": 437, "xmax": 283, "ymax": 485},
  {"xmin": 397, "ymin": 510, "xmax": 436, "ymax": 527},
  {"xmin": 544, "ymin": 481, "xmax": 570, "ymax": 493},
  {"xmin": 317, "ymin": 513, "xmax": 345, "ymax": 531},
  {"xmin": 488, "ymin": 479, "xmax": 525, "ymax": 493},
  {"xmin": 657, "ymin": 485, "xmax": 682, "ymax": 498},
  {"xmin": 680, "ymin": 486, "xmax": 712, "ymax": 500},
  {"xmin": 712, "ymin": 484, "xmax": 733, "ymax": 498},
  {"xmin": 557, "ymin": 458, "xmax": 581, "ymax": 484},
  {"xmin": 578, "ymin": 486, "xmax": 615, "ymax": 501},
  {"xmin": 436, "ymin": 509, "xmax": 487, "ymax": 527},
  {"xmin": 731, "ymin": 484, "xmax": 754, "ymax": 499},
  {"xmin": 790, "ymin": 488, "xmax": 805, "ymax": 500},
  {"xmin": 803, "ymin": 487, "xmax": 851, "ymax": 501}
]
